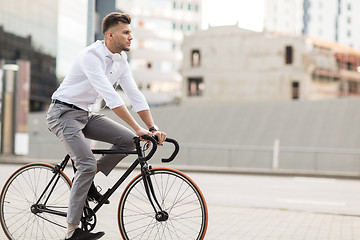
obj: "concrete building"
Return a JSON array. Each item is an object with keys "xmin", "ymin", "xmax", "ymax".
[
  {"xmin": 115, "ymin": 0, "xmax": 202, "ymax": 96},
  {"xmin": 180, "ymin": 25, "xmax": 360, "ymax": 103},
  {"xmin": 0, "ymin": 26, "xmax": 57, "ymax": 111},
  {"xmin": 264, "ymin": 0, "xmax": 360, "ymax": 51},
  {"xmin": 93, "ymin": 0, "xmax": 116, "ymax": 42},
  {"xmin": 0, "ymin": 0, "xmax": 61, "ymax": 111}
]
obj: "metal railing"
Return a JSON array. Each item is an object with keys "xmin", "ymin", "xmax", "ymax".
[{"xmin": 25, "ymin": 138, "xmax": 360, "ymax": 176}]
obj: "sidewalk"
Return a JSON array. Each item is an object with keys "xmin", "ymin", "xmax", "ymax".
[
  {"xmin": 1, "ymin": 204, "xmax": 359, "ymax": 239},
  {"xmin": 1, "ymin": 163, "xmax": 360, "ymax": 239},
  {"xmin": 90, "ymin": 204, "xmax": 360, "ymax": 240},
  {"xmin": 206, "ymin": 206, "xmax": 360, "ymax": 240}
]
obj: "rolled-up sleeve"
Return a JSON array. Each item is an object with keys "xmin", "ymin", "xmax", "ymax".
[{"xmin": 80, "ymin": 50, "xmax": 125, "ymax": 109}]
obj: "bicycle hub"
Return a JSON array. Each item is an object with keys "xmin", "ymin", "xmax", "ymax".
[{"xmin": 155, "ymin": 211, "xmax": 169, "ymax": 222}]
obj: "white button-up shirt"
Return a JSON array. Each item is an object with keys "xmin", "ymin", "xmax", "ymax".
[{"xmin": 52, "ymin": 40, "xmax": 149, "ymax": 112}]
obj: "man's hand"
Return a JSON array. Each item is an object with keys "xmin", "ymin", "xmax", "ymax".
[
  {"xmin": 152, "ymin": 131, "xmax": 167, "ymax": 145},
  {"xmin": 137, "ymin": 110, "xmax": 166, "ymax": 145},
  {"xmin": 135, "ymin": 127, "xmax": 152, "ymax": 138}
]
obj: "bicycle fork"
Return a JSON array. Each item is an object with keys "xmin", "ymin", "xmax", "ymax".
[
  {"xmin": 141, "ymin": 163, "xmax": 169, "ymax": 222},
  {"xmin": 31, "ymin": 155, "xmax": 70, "ymax": 219}
]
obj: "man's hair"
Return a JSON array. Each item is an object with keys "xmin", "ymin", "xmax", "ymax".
[{"xmin": 102, "ymin": 12, "xmax": 131, "ymax": 34}]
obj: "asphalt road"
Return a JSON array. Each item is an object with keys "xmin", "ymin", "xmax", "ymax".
[{"xmin": 1, "ymin": 163, "xmax": 360, "ymax": 239}]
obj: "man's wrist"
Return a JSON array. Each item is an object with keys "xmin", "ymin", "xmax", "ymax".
[
  {"xmin": 149, "ymin": 125, "xmax": 159, "ymax": 132},
  {"xmin": 133, "ymin": 124, "xmax": 143, "ymax": 132}
]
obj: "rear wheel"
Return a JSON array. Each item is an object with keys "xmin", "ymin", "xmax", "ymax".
[
  {"xmin": 118, "ymin": 168, "xmax": 208, "ymax": 239},
  {"xmin": 0, "ymin": 163, "xmax": 72, "ymax": 240}
]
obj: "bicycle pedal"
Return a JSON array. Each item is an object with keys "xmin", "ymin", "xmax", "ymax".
[{"xmin": 87, "ymin": 186, "xmax": 110, "ymax": 204}]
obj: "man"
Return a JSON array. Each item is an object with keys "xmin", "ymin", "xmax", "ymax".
[{"xmin": 46, "ymin": 12, "xmax": 166, "ymax": 240}]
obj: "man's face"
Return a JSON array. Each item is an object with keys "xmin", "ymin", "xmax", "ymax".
[{"xmin": 109, "ymin": 22, "xmax": 133, "ymax": 52}]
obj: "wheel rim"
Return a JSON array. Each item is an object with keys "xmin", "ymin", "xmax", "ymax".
[
  {"xmin": 1, "ymin": 164, "xmax": 71, "ymax": 240},
  {"xmin": 119, "ymin": 169, "xmax": 207, "ymax": 240}
]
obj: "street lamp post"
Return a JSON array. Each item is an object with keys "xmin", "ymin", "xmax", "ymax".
[
  {"xmin": 0, "ymin": 60, "xmax": 30, "ymax": 156},
  {"xmin": 1, "ymin": 64, "xmax": 18, "ymax": 154}
]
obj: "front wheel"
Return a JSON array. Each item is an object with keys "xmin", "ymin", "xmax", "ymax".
[
  {"xmin": 0, "ymin": 163, "xmax": 72, "ymax": 240},
  {"xmin": 118, "ymin": 168, "xmax": 208, "ymax": 240}
]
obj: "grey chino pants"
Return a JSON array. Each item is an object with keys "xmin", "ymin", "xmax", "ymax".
[{"xmin": 46, "ymin": 103, "xmax": 136, "ymax": 225}]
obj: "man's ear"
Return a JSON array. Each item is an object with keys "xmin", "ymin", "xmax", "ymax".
[{"xmin": 106, "ymin": 31, "xmax": 113, "ymax": 40}]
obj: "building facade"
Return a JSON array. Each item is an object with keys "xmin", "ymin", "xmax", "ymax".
[
  {"xmin": 0, "ymin": 0, "xmax": 58, "ymax": 56},
  {"xmin": 0, "ymin": 27, "xmax": 57, "ymax": 111},
  {"xmin": 264, "ymin": 0, "xmax": 360, "ymax": 51},
  {"xmin": 115, "ymin": 0, "xmax": 202, "ymax": 94},
  {"xmin": 180, "ymin": 25, "xmax": 360, "ymax": 103},
  {"xmin": 0, "ymin": 0, "xmax": 59, "ymax": 111}
]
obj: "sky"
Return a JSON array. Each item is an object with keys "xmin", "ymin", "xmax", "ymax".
[{"xmin": 201, "ymin": 0, "xmax": 265, "ymax": 32}]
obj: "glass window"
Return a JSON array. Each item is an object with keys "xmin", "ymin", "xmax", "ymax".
[
  {"xmin": 291, "ymin": 81, "xmax": 300, "ymax": 99},
  {"xmin": 191, "ymin": 49, "xmax": 200, "ymax": 67},
  {"xmin": 285, "ymin": 46, "xmax": 293, "ymax": 64},
  {"xmin": 188, "ymin": 78, "xmax": 204, "ymax": 96},
  {"xmin": 348, "ymin": 81, "xmax": 359, "ymax": 94}
]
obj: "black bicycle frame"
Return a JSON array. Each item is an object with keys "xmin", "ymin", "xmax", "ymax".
[{"xmin": 34, "ymin": 135, "xmax": 179, "ymax": 220}]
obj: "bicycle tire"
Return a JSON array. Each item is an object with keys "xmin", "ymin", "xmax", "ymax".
[
  {"xmin": 0, "ymin": 163, "xmax": 72, "ymax": 240},
  {"xmin": 118, "ymin": 168, "xmax": 208, "ymax": 240}
]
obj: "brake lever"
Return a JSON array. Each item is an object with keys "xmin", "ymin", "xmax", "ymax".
[{"xmin": 139, "ymin": 135, "xmax": 157, "ymax": 161}]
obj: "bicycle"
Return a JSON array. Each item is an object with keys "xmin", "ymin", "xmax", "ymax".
[{"xmin": 0, "ymin": 135, "xmax": 208, "ymax": 240}]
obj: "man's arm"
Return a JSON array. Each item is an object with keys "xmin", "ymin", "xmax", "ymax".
[
  {"xmin": 112, "ymin": 105, "xmax": 150, "ymax": 137},
  {"xmin": 138, "ymin": 109, "xmax": 167, "ymax": 145}
]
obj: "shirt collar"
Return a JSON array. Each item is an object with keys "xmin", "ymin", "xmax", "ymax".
[{"xmin": 102, "ymin": 40, "xmax": 122, "ymax": 62}]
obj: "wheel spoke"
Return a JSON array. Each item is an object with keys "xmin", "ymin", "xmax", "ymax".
[
  {"xmin": 1, "ymin": 164, "xmax": 71, "ymax": 240},
  {"xmin": 119, "ymin": 168, "xmax": 207, "ymax": 240}
]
